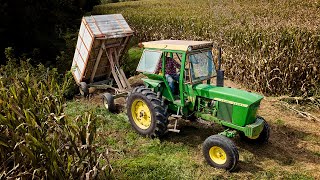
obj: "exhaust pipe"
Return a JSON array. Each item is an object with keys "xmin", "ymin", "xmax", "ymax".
[{"xmin": 216, "ymin": 47, "xmax": 224, "ymax": 87}]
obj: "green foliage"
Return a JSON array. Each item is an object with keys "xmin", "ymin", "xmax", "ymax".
[
  {"xmin": 0, "ymin": 60, "xmax": 108, "ymax": 179},
  {"xmin": 93, "ymin": 0, "xmax": 320, "ymax": 96},
  {"xmin": 113, "ymin": 154, "xmax": 194, "ymax": 180},
  {"xmin": 66, "ymin": 101, "xmax": 199, "ymax": 179},
  {"xmin": 122, "ymin": 47, "xmax": 143, "ymax": 76},
  {"xmin": 56, "ymin": 30, "xmax": 79, "ymax": 73}
]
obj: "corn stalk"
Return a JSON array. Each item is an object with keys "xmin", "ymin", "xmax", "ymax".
[
  {"xmin": 0, "ymin": 60, "xmax": 109, "ymax": 179},
  {"xmin": 93, "ymin": 0, "xmax": 320, "ymax": 97}
]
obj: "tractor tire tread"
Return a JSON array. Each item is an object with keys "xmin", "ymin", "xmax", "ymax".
[
  {"xmin": 127, "ymin": 87, "xmax": 168, "ymax": 138},
  {"xmin": 203, "ymin": 134, "xmax": 239, "ymax": 171}
]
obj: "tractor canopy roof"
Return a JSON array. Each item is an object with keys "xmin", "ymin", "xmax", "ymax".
[{"xmin": 142, "ymin": 40, "xmax": 213, "ymax": 52}]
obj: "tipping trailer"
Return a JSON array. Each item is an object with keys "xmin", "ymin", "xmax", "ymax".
[{"xmin": 71, "ymin": 14, "xmax": 134, "ymax": 112}]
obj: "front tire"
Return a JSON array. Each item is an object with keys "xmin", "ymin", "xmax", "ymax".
[
  {"xmin": 240, "ymin": 117, "xmax": 270, "ymax": 144},
  {"xmin": 203, "ymin": 135, "xmax": 239, "ymax": 171},
  {"xmin": 126, "ymin": 87, "xmax": 168, "ymax": 138}
]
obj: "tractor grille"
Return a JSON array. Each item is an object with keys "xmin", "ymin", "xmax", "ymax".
[{"xmin": 217, "ymin": 102, "xmax": 233, "ymax": 122}]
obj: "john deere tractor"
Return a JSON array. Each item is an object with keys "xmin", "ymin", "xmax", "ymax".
[{"xmin": 126, "ymin": 40, "xmax": 270, "ymax": 171}]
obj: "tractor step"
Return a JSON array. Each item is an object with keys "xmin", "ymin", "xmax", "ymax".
[
  {"xmin": 167, "ymin": 119, "xmax": 180, "ymax": 133},
  {"xmin": 168, "ymin": 128, "xmax": 180, "ymax": 133}
]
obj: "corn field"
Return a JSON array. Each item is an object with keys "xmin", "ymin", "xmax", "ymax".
[
  {"xmin": 93, "ymin": 0, "xmax": 320, "ymax": 96},
  {"xmin": 0, "ymin": 51, "xmax": 109, "ymax": 179}
]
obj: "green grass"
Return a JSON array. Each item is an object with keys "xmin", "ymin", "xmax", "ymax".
[
  {"xmin": 275, "ymin": 119, "xmax": 285, "ymax": 126},
  {"xmin": 65, "ymin": 100, "xmax": 319, "ymax": 179},
  {"xmin": 66, "ymin": 101, "xmax": 198, "ymax": 179}
]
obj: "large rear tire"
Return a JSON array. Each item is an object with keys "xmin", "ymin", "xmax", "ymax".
[
  {"xmin": 126, "ymin": 87, "xmax": 168, "ymax": 138},
  {"xmin": 203, "ymin": 135, "xmax": 239, "ymax": 171},
  {"xmin": 240, "ymin": 117, "xmax": 270, "ymax": 144}
]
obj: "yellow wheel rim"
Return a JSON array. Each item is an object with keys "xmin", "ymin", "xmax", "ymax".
[
  {"xmin": 131, "ymin": 99, "xmax": 152, "ymax": 130},
  {"xmin": 209, "ymin": 146, "xmax": 227, "ymax": 165}
]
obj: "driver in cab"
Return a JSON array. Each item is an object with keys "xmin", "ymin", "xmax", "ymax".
[{"xmin": 156, "ymin": 56, "xmax": 181, "ymax": 93}]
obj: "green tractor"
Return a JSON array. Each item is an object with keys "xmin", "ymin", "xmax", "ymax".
[{"xmin": 126, "ymin": 40, "xmax": 270, "ymax": 171}]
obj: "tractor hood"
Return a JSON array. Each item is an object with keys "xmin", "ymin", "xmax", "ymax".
[{"xmin": 193, "ymin": 84, "xmax": 263, "ymax": 107}]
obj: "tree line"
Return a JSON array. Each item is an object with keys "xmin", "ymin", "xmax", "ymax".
[{"xmin": 0, "ymin": 0, "xmax": 100, "ymax": 69}]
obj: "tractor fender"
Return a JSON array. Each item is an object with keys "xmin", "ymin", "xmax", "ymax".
[{"xmin": 142, "ymin": 78, "xmax": 163, "ymax": 88}]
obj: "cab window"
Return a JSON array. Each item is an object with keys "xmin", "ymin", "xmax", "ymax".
[
  {"xmin": 136, "ymin": 50, "xmax": 162, "ymax": 74},
  {"xmin": 189, "ymin": 50, "xmax": 216, "ymax": 83}
]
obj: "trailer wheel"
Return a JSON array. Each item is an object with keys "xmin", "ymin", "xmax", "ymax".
[
  {"xmin": 102, "ymin": 93, "xmax": 116, "ymax": 113},
  {"xmin": 126, "ymin": 87, "xmax": 168, "ymax": 138},
  {"xmin": 240, "ymin": 117, "xmax": 270, "ymax": 144},
  {"xmin": 79, "ymin": 82, "xmax": 89, "ymax": 97},
  {"xmin": 203, "ymin": 135, "xmax": 239, "ymax": 171}
]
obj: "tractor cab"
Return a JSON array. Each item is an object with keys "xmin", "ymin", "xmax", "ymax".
[{"xmin": 136, "ymin": 40, "xmax": 216, "ymax": 110}]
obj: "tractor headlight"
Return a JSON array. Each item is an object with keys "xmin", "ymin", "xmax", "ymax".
[{"xmin": 187, "ymin": 46, "xmax": 192, "ymax": 52}]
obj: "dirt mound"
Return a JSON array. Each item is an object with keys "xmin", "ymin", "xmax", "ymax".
[{"xmin": 128, "ymin": 73, "xmax": 146, "ymax": 87}]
